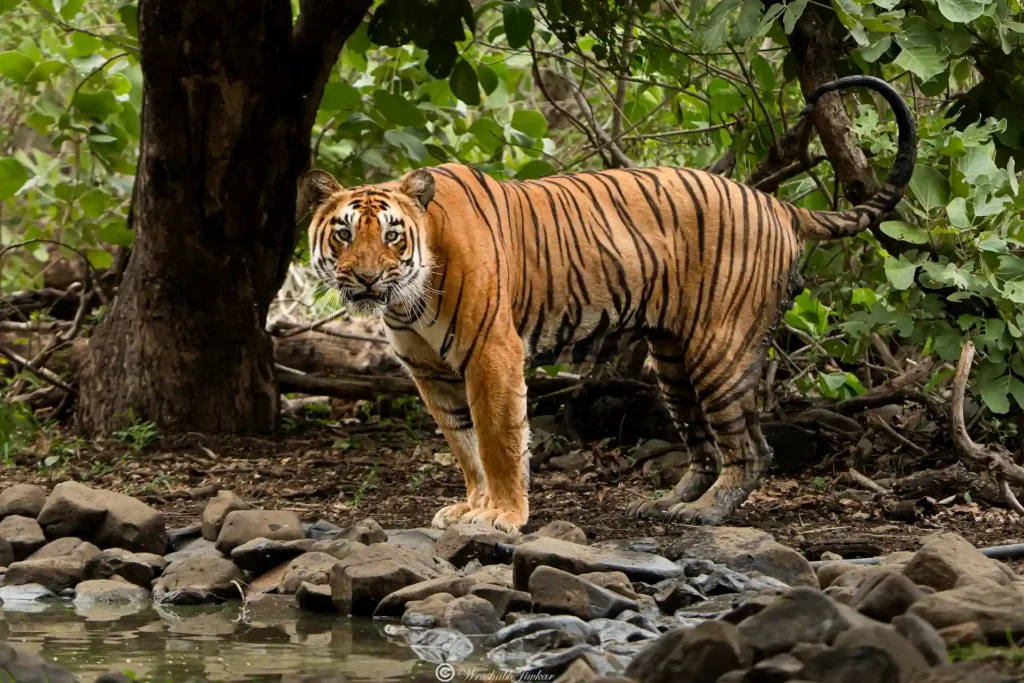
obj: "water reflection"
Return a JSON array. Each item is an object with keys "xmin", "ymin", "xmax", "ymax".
[{"xmin": 0, "ymin": 598, "xmax": 496, "ymax": 681}]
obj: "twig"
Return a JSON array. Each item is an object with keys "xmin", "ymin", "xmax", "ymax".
[
  {"xmin": 0, "ymin": 344, "xmax": 77, "ymax": 396},
  {"xmin": 867, "ymin": 414, "xmax": 928, "ymax": 456},
  {"xmin": 1000, "ymin": 480, "xmax": 1024, "ymax": 516},
  {"xmin": 846, "ymin": 468, "xmax": 892, "ymax": 495}
]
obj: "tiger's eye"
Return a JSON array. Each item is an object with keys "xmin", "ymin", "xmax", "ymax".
[
  {"xmin": 337, "ymin": 228, "xmax": 352, "ymax": 241},
  {"xmin": 385, "ymin": 230, "xmax": 399, "ymax": 243}
]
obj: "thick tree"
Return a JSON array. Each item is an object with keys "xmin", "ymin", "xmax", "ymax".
[{"xmin": 76, "ymin": 0, "xmax": 370, "ymax": 434}]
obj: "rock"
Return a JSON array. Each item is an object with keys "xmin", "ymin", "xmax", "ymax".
[
  {"xmin": 517, "ymin": 644, "xmax": 628, "ymax": 680},
  {"xmin": 434, "ymin": 524, "xmax": 518, "ymax": 567},
  {"xmin": 524, "ymin": 520, "xmax": 588, "ymax": 545},
  {"xmin": 385, "ymin": 528, "xmax": 442, "ymax": 554},
  {"xmin": 833, "ymin": 626, "xmax": 929, "ymax": 683},
  {"xmin": 579, "ymin": 571, "xmax": 639, "ymax": 600},
  {"xmin": 801, "ymin": 645, "xmax": 901, "ymax": 683},
  {"xmin": 935, "ymin": 621, "xmax": 985, "ymax": 648},
  {"xmin": 0, "ymin": 641, "xmax": 77, "ymax": 683},
  {"xmin": 488, "ymin": 629, "xmax": 595, "ymax": 670},
  {"xmin": 402, "ymin": 592, "xmax": 455, "ymax": 628},
  {"xmin": 616, "ymin": 609, "xmax": 660, "ymax": 634},
  {"xmin": 653, "ymin": 579, "xmax": 705, "ymax": 613},
  {"xmin": 901, "ymin": 532, "xmax": 1017, "ymax": 591},
  {"xmin": 340, "ymin": 518, "xmax": 387, "ymax": 545},
  {"xmin": 554, "ymin": 658, "xmax": 600, "ymax": 683},
  {"xmin": 688, "ymin": 566, "xmax": 790, "ymax": 597},
  {"xmin": 589, "ymin": 618, "xmax": 659, "ymax": 646},
  {"xmin": 27, "ymin": 537, "xmax": 99, "ymax": 561},
  {"xmin": 305, "ymin": 518, "xmax": 344, "ymax": 541},
  {"xmin": 720, "ymin": 594, "xmax": 777, "ymax": 624},
  {"xmin": 136, "ymin": 552, "xmax": 167, "ymax": 574},
  {"xmin": 37, "ymin": 481, "xmax": 167, "ymax": 554},
  {"xmin": 851, "ymin": 572, "xmax": 924, "ymax": 622},
  {"xmin": 406, "ymin": 627, "xmax": 474, "ymax": 664},
  {"xmin": 529, "ymin": 566, "xmax": 638, "ymax": 620},
  {"xmin": 152, "ymin": 555, "xmax": 246, "ymax": 604},
  {"xmin": 907, "ymin": 582, "xmax": 1024, "ymax": 636},
  {"xmin": 625, "ymin": 620, "xmax": 753, "ymax": 683},
  {"xmin": 0, "ymin": 582, "xmax": 59, "ymax": 604},
  {"xmin": 513, "ymin": 537, "xmax": 682, "ymax": 590},
  {"xmin": 215, "ymin": 509, "xmax": 304, "ymax": 555},
  {"xmin": 374, "ymin": 575, "xmax": 479, "ymax": 617},
  {"xmin": 310, "ymin": 539, "xmax": 366, "ymax": 562},
  {"xmin": 789, "ymin": 642, "xmax": 829, "ymax": 664},
  {"xmin": 493, "ymin": 615, "xmax": 600, "ymax": 647},
  {"xmin": 84, "ymin": 548, "xmax": 156, "ymax": 587},
  {"xmin": 742, "ymin": 652, "xmax": 803, "ymax": 682},
  {"xmin": 737, "ymin": 587, "xmax": 850, "ymax": 657},
  {"xmin": 166, "ymin": 525, "xmax": 203, "ymax": 551},
  {"xmin": 820, "ymin": 551, "xmax": 844, "ymax": 562},
  {"xmin": 3, "ymin": 556, "xmax": 85, "ymax": 592},
  {"xmin": 164, "ymin": 537, "xmax": 223, "ymax": 564},
  {"xmin": 330, "ymin": 543, "xmax": 445, "ymax": 615},
  {"xmin": 0, "ymin": 515, "xmax": 46, "ymax": 560},
  {"xmin": 74, "ymin": 578, "xmax": 150, "ymax": 608},
  {"xmin": 278, "ymin": 552, "xmax": 341, "ymax": 594},
  {"xmin": 0, "ymin": 484, "xmax": 47, "ymax": 519},
  {"xmin": 0, "ymin": 537, "xmax": 11, "ymax": 567},
  {"xmin": 201, "ymin": 490, "xmax": 251, "ymax": 541},
  {"xmin": 666, "ymin": 527, "xmax": 816, "ymax": 588},
  {"xmin": 816, "ymin": 562, "xmax": 861, "ymax": 590},
  {"xmin": 466, "ymin": 563, "xmax": 514, "ymax": 589},
  {"xmin": 230, "ymin": 537, "xmax": 315, "ymax": 573},
  {"xmin": 892, "ymin": 614, "xmax": 948, "ymax": 666},
  {"xmin": 468, "ymin": 583, "xmax": 532, "ymax": 618},
  {"xmin": 96, "ymin": 673, "xmax": 135, "ymax": 683},
  {"xmin": 440, "ymin": 594, "xmax": 503, "ymax": 635},
  {"xmin": 295, "ymin": 581, "xmax": 335, "ymax": 613}
]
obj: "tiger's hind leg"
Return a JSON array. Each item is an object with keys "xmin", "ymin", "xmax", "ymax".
[
  {"xmin": 626, "ymin": 339, "xmax": 719, "ymax": 519},
  {"xmin": 664, "ymin": 350, "xmax": 772, "ymax": 526}
]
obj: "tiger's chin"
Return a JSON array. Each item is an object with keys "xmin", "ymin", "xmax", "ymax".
[{"xmin": 344, "ymin": 297, "xmax": 388, "ymax": 318}]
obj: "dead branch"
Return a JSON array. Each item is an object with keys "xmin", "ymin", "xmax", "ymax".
[
  {"xmin": 832, "ymin": 357, "xmax": 936, "ymax": 415},
  {"xmin": 867, "ymin": 413, "xmax": 928, "ymax": 457},
  {"xmin": 846, "ymin": 467, "xmax": 892, "ymax": 495},
  {"xmin": 0, "ymin": 343, "xmax": 77, "ymax": 395},
  {"xmin": 951, "ymin": 341, "xmax": 1024, "ymax": 514}
]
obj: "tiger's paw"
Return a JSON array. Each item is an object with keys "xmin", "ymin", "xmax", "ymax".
[
  {"xmin": 664, "ymin": 501, "xmax": 731, "ymax": 526},
  {"xmin": 458, "ymin": 504, "xmax": 528, "ymax": 533},
  {"xmin": 431, "ymin": 502, "xmax": 474, "ymax": 529},
  {"xmin": 625, "ymin": 497, "xmax": 675, "ymax": 520}
]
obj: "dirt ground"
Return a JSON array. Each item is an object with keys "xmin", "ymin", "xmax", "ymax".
[{"xmin": 3, "ymin": 407, "xmax": 1022, "ymax": 571}]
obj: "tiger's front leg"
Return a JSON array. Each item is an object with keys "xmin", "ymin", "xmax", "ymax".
[{"xmin": 457, "ymin": 330, "xmax": 530, "ymax": 533}]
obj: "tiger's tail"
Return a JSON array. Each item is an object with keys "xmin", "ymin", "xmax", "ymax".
[{"xmin": 791, "ymin": 75, "xmax": 917, "ymax": 241}]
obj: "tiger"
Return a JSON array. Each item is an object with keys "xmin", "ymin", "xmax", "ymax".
[{"xmin": 299, "ymin": 75, "xmax": 916, "ymax": 533}]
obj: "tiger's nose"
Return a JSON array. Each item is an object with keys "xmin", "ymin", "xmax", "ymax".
[{"xmin": 352, "ymin": 270, "xmax": 379, "ymax": 287}]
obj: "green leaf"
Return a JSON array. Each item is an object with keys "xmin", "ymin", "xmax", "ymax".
[
  {"xmin": 936, "ymin": 0, "xmax": 987, "ymax": 23},
  {"xmin": 59, "ymin": 0, "xmax": 84, "ymax": 19},
  {"xmin": 502, "ymin": 0, "xmax": 535, "ymax": 49},
  {"xmin": 0, "ymin": 156, "xmax": 29, "ymax": 200},
  {"xmin": 893, "ymin": 18, "xmax": 948, "ymax": 81},
  {"xmin": 320, "ymin": 82, "xmax": 361, "ymax": 112},
  {"xmin": 469, "ymin": 117, "xmax": 505, "ymax": 154},
  {"xmin": 511, "ymin": 109, "xmax": 547, "ymax": 138},
  {"xmin": 80, "ymin": 189, "xmax": 108, "ymax": 218},
  {"xmin": 85, "ymin": 248, "xmax": 113, "ymax": 270},
  {"xmin": 371, "ymin": 89, "xmax": 425, "ymax": 127},
  {"xmin": 1011, "ymin": 377, "xmax": 1024, "ymax": 411},
  {"xmin": 383, "ymin": 129, "xmax": 428, "ymax": 162},
  {"xmin": 884, "ymin": 255, "xmax": 918, "ymax": 290},
  {"xmin": 783, "ymin": 0, "xmax": 808, "ymax": 34},
  {"xmin": 0, "ymin": 0, "xmax": 22, "ymax": 15},
  {"xmin": 980, "ymin": 373, "xmax": 1012, "ymax": 414},
  {"xmin": 516, "ymin": 160, "xmax": 556, "ymax": 179},
  {"xmin": 736, "ymin": 0, "xmax": 764, "ymax": 41},
  {"xmin": 72, "ymin": 90, "xmax": 123, "ymax": 120},
  {"xmin": 859, "ymin": 36, "xmax": 891, "ymax": 62},
  {"xmin": 449, "ymin": 59, "xmax": 481, "ymax": 106},
  {"xmin": 426, "ymin": 42, "xmax": 458, "ymax": 79},
  {"xmin": 0, "ymin": 50, "xmax": 35, "ymax": 84},
  {"xmin": 99, "ymin": 221, "xmax": 134, "ymax": 247},
  {"xmin": 477, "ymin": 65, "xmax": 499, "ymax": 95},
  {"xmin": 25, "ymin": 59, "xmax": 66, "ymax": 83},
  {"xmin": 880, "ymin": 220, "xmax": 930, "ymax": 244},
  {"xmin": 946, "ymin": 197, "xmax": 971, "ymax": 228},
  {"xmin": 962, "ymin": 142, "xmax": 999, "ymax": 184},
  {"xmin": 118, "ymin": 3, "xmax": 138, "ymax": 38},
  {"xmin": 702, "ymin": 0, "xmax": 741, "ymax": 50},
  {"xmin": 909, "ymin": 165, "xmax": 948, "ymax": 212}
]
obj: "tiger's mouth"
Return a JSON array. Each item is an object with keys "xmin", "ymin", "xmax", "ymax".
[{"xmin": 348, "ymin": 291, "xmax": 387, "ymax": 304}]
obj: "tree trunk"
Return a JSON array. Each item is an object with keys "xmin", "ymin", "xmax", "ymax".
[{"xmin": 77, "ymin": 0, "xmax": 369, "ymax": 435}]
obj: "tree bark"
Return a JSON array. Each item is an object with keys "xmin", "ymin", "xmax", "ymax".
[{"xmin": 76, "ymin": 0, "xmax": 370, "ymax": 435}]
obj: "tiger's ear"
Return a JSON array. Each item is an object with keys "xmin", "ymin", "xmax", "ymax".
[
  {"xmin": 399, "ymin": 168, "xmax": 435, "ymax": 211},
  {"xmin": 297, "ymin": 169, "xmax": 342, "ymax": 221}
]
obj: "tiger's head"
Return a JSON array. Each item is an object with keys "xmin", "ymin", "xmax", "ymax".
[{"xmin": 299, "ymin": 168, "xmax": 435, "ymax": 317}]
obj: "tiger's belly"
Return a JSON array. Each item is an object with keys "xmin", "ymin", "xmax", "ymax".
[{"xmin": 521, "ymin": 305, "xmax": 647, "ymax": 369}]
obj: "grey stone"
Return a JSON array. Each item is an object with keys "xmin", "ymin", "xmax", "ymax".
[
  {"xmin": 434, "ymin": 523, "xmax": 518, "ymax": 567},
  {"xmin": 513, "ymin": 537, "xmax": 682, "ymax": 590},
  {"xmin": 295, "ymin": 581, "xmax": 335, "ymax": 613},
  {"xmin": 833, "ymin": 626, "xmax": 929, "ymax": 683},
  {"xmin": 492, "ymin": 615, "xmax": 599, "ymax": 647},
  {"xmin": 737, "ymin": 587, "xmax": 850, "ymax": 657},
  {"xmin": 530, "ymin": 566, "xmax": 638, "ymax": 620},
  {"xmin": 215, "ymin": 509, "xmax": 304, "ymax": 555},
  {"xmin": 166, "ymin": 525, "xmax": 202, "ymax": 551},
  {"xmin": 340, "ymin": 518, "xmax": 387, "ymax": 545},
  {"xmin": 84, "ymin": 548, "xmax": 156, "ymax": 587},
  {"xmin": 402, "ymin": 592, "xmax": 455, "ymax": 628},
  {"xmin": 305, "ymin": 518, "xmax": 344, "ymax": 541},
  {"xmin": 666, "ymin": 527, "xmax": 816, "ymax": 588},
  {"xmin": 0, "ymin": 641, "xmax": 77, "ymax": 683},
  {"xmin": 588, "ymin": 618, "xmax": 659, "ymax": 646},
  {"xmin": 851, "ymin": 572, "xmax": 924, "ymax": 622},
  {"xmin": 907, "ymin": 660, "xmax": 1018, "ymax": 683},
  {"xmin": 616, "ymin": 609, "xmax": 659, "ymax": 634},
  {"xmin": 163, "ymin": 537, "xmax": 223, "ymax": 564},
  {"xmin": 0, "ymin": 582, "xmax": 59, "ymax": 603},
  {"xmin": 385, "ymin": 528, "xmax": 441, "ymax": 554},
  {"xmin": 278, "ymin": 551, "xmax": 341, "ymax": 594},
  {"xmin": 27, "ymin": 537, "xmax": 98, "ymax": 561},
  {"xmin": 625, "ymin": 620, "xmax": 753, "ymax": 683},
  {"xmin": 37, "ymin": 481, "xmax": 167, "ymax": 554},
  {"xmin": 0, "ymin": 537, "xmax": 11, "ymax": 567},
  {"xmin": 152, "ymin": 555, "xmax": 245, "ymax": 604},
  {"xmin": 374, "ymin": 575, "xmax": 479, "ymax": 617},
  {"xmin": 488, "ymin": 629, "xmax": 595, "ymax": 670},
  {"xmin": 0, "ymin": 515, "xmax": 46, "ymax": 560},
  {"xmin": 74, "ymin": 578, "xmax": 150, "ymax": 607},
  {"xmin": 801, "ymin": 645, "xmax": 900, "ymax": 683},
  {"xmin": 907, "ymin": 582, "xmax": 1024, "ymax": 636},
  {"xmin": 653, "ymin": 579, "xmax": 705, "ymax": 613},
  {"xmin": 468, "ymin": 583, "xmax": 532, "ymax": 618},
  {"xmin": 440, "ymin": 594, "xmax": 503, "ymax": 635},
  {"xmin": 0, "ymin": 484, "xmax": 46, "ymax": 519},
  {"xmin": 3, "ymin": 556, "xmax": 86, "ymax": 592},
  {"xmin": 466, "ymin": 563, "xmax": 514, "ymax": 589},
  {"xmin": 330, "ymin": 542, "xmax": 445, "ymax": 615},
  {"xmin": 406, "ymin": 627, "xmax": 474, "ymax": 664},
  {"xmin": 230, "ymin": 537, "xmax": 315, "ymax": 573},
  {"xmin": 523, "ymin": 520, "xmax": 588, "ymax": 545},
  {"xmin": 741, "ymin": 653, "xmax": 803, "ymax": 683},
  {"xmin": 902, "ymin": 532, "xmax": 1017, "ymax": 591},
  {"xmin": 892, "ymin": 614, "xmax": 948, "ymax": 667},
  {"xmin": 579, "ymin": 571, "xmax": 639, "ymax": 599},
  {"xmin": 201, "ymin": 490, "xmax": 251, "ymax": 541}
]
